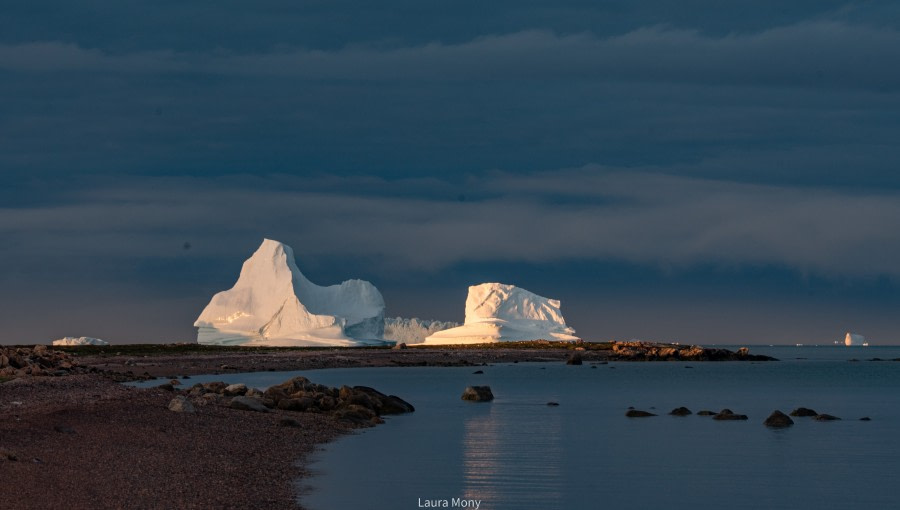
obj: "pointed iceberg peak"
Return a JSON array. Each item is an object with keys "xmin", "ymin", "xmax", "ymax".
[
  {"xmin": 423, "ymin": 282, "xmax": 578, "ymax": 345},
  {"xmin": 195, "ymin": 239, "xmax": 385, "ymax": 346}
]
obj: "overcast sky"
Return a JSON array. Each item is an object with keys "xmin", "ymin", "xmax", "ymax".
[{"xmin": 2, "ymin": 1, "xmax": 899, "ymax": 345}]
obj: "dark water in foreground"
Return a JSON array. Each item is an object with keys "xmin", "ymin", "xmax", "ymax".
[{"xmin": 140, "ymin": 346, "xmax": 900, "ymax": 509}]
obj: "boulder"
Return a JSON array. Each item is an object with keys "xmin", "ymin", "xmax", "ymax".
[
  {"xmin": 713, "ymin": 409, "xmax": 748, "ymax": 421},
  {"xmin": 669, "ymin": 407, "xmax": 692, "ymax": 416},
  {"xmin": 277, "ymin": 397, "xmax": 315, "ymax": 412},
  {"xmin": 229, "ymin": 396, "xmax": 271, "ymax": 413},
  {"xmin": 223, "ymin": 383, "xmax": 247, "ymax": 396},
  {"xmin": 764, "ymin": 410, "xmax": 794, "ymax": 428},
  {"xmin": 814, "ymin": 414, "xmax": 841, "ymax": 421},
  {"xmin": 461, "ymin": 386, "xmax": 494, "ymax": 402},
  {"xmin": 168, "ymin": 396, "xmax": 196, "ymax": 413},
  {"xmin": 697, "ymin": 410, "xmax": 716, "ymax": 416},
  {"xmin": 790, "ymin": 407, "xmax": 818, "ymax": 417},
  {"xmin": 202, "ymin": 381, "xmax": 228, "ymax": 394},
  {"xmin": 625, "ymin": 409, "xmax": 656, "ymax": 417}
]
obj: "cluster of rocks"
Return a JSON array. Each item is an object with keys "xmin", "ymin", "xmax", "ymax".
[
  {"xmin": 0, "ymin": 346, "xmax": 88, "ymax": 378},
  {"xmin": 166, "ymin": 376, "xmax": 415, "ymax": 427},
  {"xmin": 608, "ymin": 342, "xmax": 776, "ymax": 361},
  {"xmin": 626, "ymin": 405, "xmax": 865, "ymax": 426}
]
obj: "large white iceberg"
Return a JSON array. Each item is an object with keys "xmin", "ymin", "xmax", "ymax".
[
  {"xmin": 52, "ymin": 336, "xmax": 109, "ymax": 346},
  {"xmin": 384, "ymin": 317, "xmax": 460, "ymax": 345},
  {"xmin": 194, "ymin": 239, "xmax": 386, "ymax": 346},
  {"xmin": 844, "ymin": 332, "xmax": 867, "ymax": 346},
  {"xmin": 422, "ymin": 283, "xmax": 579, "ymax": 344}
]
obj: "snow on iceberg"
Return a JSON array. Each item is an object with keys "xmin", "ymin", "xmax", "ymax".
[
  {"xmin": 52, "ymin": 336, "xmax": 109, "ymax": 346},
  {"xmin": 384, "ymin": 317, "xmax": 460, "ymax": 345},
  {"xmin": 194, "ymin": 239, "xmax": 386, "ymax": 347},
  {"xmin": 421, "ymin": 283, "xmax": 579, "ymax": 344},
  {"xmin": 844, "ymin": 332, "xmax": 867, "ymax": 346}
]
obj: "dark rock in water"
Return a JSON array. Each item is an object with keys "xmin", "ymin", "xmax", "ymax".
[
  {"xmin": 764, "ymin": 410, "xmax": 794, "ymax": 428},
  {"xmin": 590, "ymin": 365, "xmax": 597, "ymax": 369},
  {"xmin": 713, "ymin": 409, "xmax": 748, "ymax": 421},
  {"xmin": 566, "ymin": 352, "xmax": 583, "ymax": 365},
  {"xmin": 669, "ymin": 407, "xmax": 692, "ymax": 416},
  {"xmin": 229, "ymin": 396, "xmax": 271, "ymax": 413},
  {"xmin": 860, "ymin": 417, "xmax": 872, "ymax": 421},
  {"xmin": 461, "ymin": 386, "xmax": 494, "ymax": 402},
  {"xmin": 790, "ymin": 407, "xmax": 818, "ymax": 417},
  {"xmin": 626, "ymin": 409, "xmax": 656, "ymax": 417},
  {"xmin": 472, "ymin": 370, "xmax": 484, "ymax": 374},
  {"xmin": 381, "ymin": 394, "xmax": 416, "ymax": 414},
  {"xmin": 547, "ymin": 402, "xmax": 560, "ymax": 406},
  {"xmin": 697, "ymin": 410, "xmax": 716, "ymax": 416},
  {"xmin": 868, "ymin": 358, "xmax": 884, "ymax": 362},
  {"xmin": 685, "ymin": 366, "xmax": 694, "ymax": 369},
  {"xmin": 814, "ymin": 414, "xmax": 841, "ymax": 421}
]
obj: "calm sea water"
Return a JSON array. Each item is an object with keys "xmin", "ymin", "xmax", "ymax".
[{"xmin": 138, "ymin": 346, "xmax": 900, "ymax": 510}]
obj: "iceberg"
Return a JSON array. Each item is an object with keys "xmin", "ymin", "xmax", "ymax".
[
  {"xmin": 422, "ymin": 283, "xmax": 579, "ymax": 344},
  {"xmin": 844, "ymin": 332, "xmax": 867, "ymax": 346},
  {"xmin": 194, "ymin": 239, "xmax": 386, "ymax": 346},
  {"xmin": 52, "ymin": 336, "xmax": 109, "ymax": 346},
  {"xmin": 384, "ymin": 317, "xmax": 460, "ymax": 345}
]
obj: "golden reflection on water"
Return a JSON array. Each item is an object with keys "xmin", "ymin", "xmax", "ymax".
[{"xmin": 462, "ymin": 404, "xmax": 565, "ymax": 507}]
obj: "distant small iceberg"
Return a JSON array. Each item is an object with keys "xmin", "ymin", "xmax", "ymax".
[
  {"xmin": 844, "ymin": 332, "xmax": 869, "ymax": 347},
  {"xmin": 52, "ymin": 336, "xmax": 109, "ymax": 346}
]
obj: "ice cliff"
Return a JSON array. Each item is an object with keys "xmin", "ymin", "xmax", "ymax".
[
  {"xmin": 194, "ymin": 239, "xmax": 385, "ymax": 346},
  {"xmin": 844, "ymin": 332, "xmax": 867, "ymax": 346},
  {"xmin": 422, "ymin": 283, "xmax": 578, "ymax": 344}
]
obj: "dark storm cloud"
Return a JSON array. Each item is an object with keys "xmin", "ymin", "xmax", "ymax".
[
  {"xmin": 2, "ymin": 1, "xmax": 899, "ymax": 344},
  {"xmin": 4, "ymin": 171, "xmax": 900, "ymax": 277},
  {"xmin": 3, "ymin": 22, "xmax": 899, "ymax": 91}
]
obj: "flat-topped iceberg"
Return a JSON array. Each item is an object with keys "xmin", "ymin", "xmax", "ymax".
[
  {"xmin": 844, "ymin": 332, "xmax": 867, "ymax": 346},
  {"xmin": 384, "ymin": 317, "xmax": 460, "ymax": 345},
  {"xmin": 52, "ymin": 336, "xmax": 109, "ymax": 346},
  {"xmin": 195, "ymin": 239, "xmax": 386, "ymax": 346},
  {"xmin": 422, "ymin": 283, "xmax": 578, "ymax": 344}
]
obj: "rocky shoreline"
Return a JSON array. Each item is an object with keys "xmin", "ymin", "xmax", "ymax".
[{"xmin": 1, "ymin": 341, "xmax": 774, "ymax": 509}]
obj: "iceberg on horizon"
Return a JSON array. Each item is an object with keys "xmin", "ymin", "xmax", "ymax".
[
  {"xmin": 52, "ymin": 336, "xmax": 109, "ymax": 346},
  {"xmin": 844, "ymin": 332, "xmax": 867, "ymax": 346},
  {"xmin": 384, "ymin": 317, "xmax": 460, "ymax": 345},
  {"xmin": 194, "ymin": 239, "xmax": 386, "ymax": 347},
  {"xmin": 421, "ymin": 283, "xmax": 579, "ymax": 345}
]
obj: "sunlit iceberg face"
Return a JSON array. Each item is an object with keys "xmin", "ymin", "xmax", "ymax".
[
  {"xmin": 194, "ymin": 238, "xmax": 385, "ymax": 347},
  {"xmin": 422, "ymin": 282, "xmax": 578, "ymax": 345}
]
